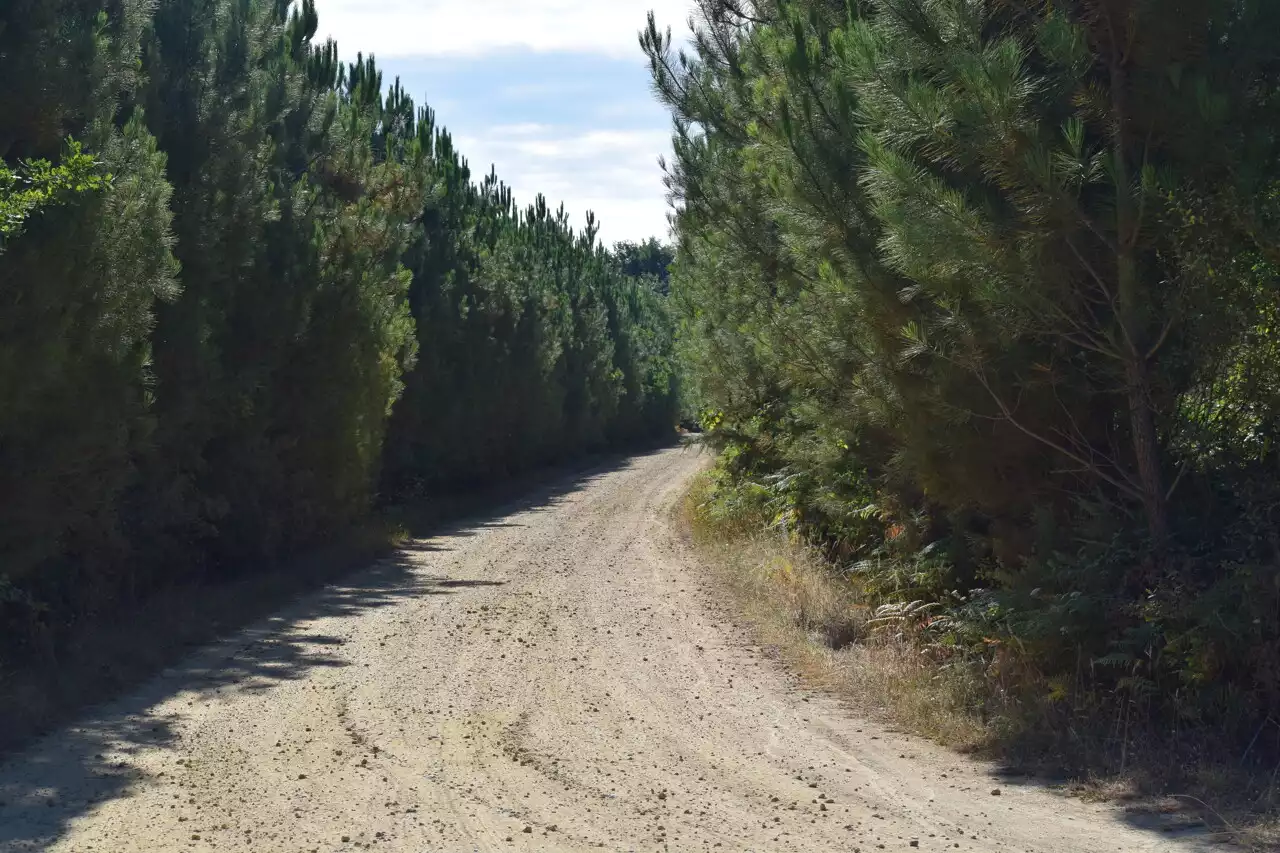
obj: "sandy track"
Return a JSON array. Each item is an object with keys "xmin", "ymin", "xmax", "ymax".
[{"xmin": 0, "ymin": 447, "xmax": 1213, "ymax": 852}]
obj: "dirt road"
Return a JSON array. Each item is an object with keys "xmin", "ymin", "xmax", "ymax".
[{"xmin": 0, "ymin": 447, "xmax": 1213, "ymax": 852}]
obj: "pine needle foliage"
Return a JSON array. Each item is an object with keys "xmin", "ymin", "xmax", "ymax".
[
  {"xmin": 647, "ymin": 0, "xmax": 1280, "ymax": 773},
  {"xmin": 0, "ymin": 0, "xmax": 677, "ymax": 663}
]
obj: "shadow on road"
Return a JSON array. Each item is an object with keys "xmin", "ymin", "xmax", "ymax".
[
  {"xmin": 0, "ymin": 446, "xmax": 679, "ymax": 850},
  {"xmin": 979, "ymin": 766, "xmax": 1228, "ymax": 846}
]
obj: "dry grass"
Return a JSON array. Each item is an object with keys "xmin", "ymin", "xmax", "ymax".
[
  {"xmin": 678, "ymin": 470, "xmax": 1280, "ymax": 851},
  {"xmin": 678, "ymin": 471, "xmax": 987, "ymax": 749}
]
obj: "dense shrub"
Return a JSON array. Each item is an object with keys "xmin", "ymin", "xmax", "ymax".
[
  {"xmin": 646, "ymin": 0, "xmax": 1280, "ymax": 767},
  {"xmin": 0, "ymin": 0, "xmax": 676, "ymax": 664}
]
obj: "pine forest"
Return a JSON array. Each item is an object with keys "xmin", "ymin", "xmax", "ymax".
[
  {"xmin": 0, "ymin": 0, "xmax": 678, "ymax": 667},
  {"xmin": 647, "ymin": 0, "xmax": 1280, "ymax": 786},
  {"xmin": 7, "ymin": 0, "xmax": 1280, "ymax": 816}
]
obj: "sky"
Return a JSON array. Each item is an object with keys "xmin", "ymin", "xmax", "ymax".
[{"xmin": 314, "ymin": 0, "xmax": 696, "ymax": 246}]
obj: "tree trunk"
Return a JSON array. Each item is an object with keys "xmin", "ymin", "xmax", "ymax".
[
  {"xmin": 1105, "ymin": 18, "xmax": 1168, "ymax": 560},
  {"xmin": 1125, "ymin": 357, "xmax": 1168, "ymax": 555}
]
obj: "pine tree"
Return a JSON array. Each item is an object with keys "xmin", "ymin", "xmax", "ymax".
[
  {"xmin": 0, "ymin": 0, "xmax": 177, "ymax": 642},
  {"xmin": 0, "ymin": 0, "xmax": 678, "ymax": 667},
  {"xmin": 647, "ymin": 0, "xmax": 1280, "ymax": 736}
]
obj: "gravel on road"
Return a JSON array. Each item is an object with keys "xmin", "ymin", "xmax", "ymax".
[{"xmin": 0, "ymin": 447, "xmax": 1213, "ymax": 852}]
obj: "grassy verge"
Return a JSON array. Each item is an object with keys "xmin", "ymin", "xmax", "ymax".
[
  {"xmin": 678, "ymin": 468, "xmax": 1279, "ymax": 849},
  {"xmin": 679, "ymin": 470, "xmax": 988, "ymax": 747}
]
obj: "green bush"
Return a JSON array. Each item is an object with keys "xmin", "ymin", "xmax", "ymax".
[{"xmin": 646, "ymin": 0, "xmax": 1280, "ymax": 764}]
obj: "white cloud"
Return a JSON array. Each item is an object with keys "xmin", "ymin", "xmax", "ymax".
[
  {"xmin": 311, "ymin": 0, "xmax": 690, "ymax": 242},
  {"xmin": 314, "ymin": 0, "xmax": 693, "ymax": 59},
  {"xmin": 455, "ymin": 125, "xmax": 672, "ymax": 244},
  {"xmin": 487, "ymin": 122, "xmax": 556, "ymax": 137},
  {"xmin": 497, "ymin": 80, "xmax": 598, "ymax": 99}
]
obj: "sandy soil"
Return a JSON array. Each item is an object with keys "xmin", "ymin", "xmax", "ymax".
[{"xmin": 0, "ymin": 446, "xmax": 1216, "ymax": 852}]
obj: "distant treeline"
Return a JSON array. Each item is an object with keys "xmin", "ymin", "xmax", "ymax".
[{"xmin": 0, "ymin": 0, "xmax": 676, "ymax": 662}]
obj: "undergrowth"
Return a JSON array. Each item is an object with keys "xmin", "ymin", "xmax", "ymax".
[{"xmin": 681, "ymin": 468, "xmax": 1280, "ymax": 849}]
